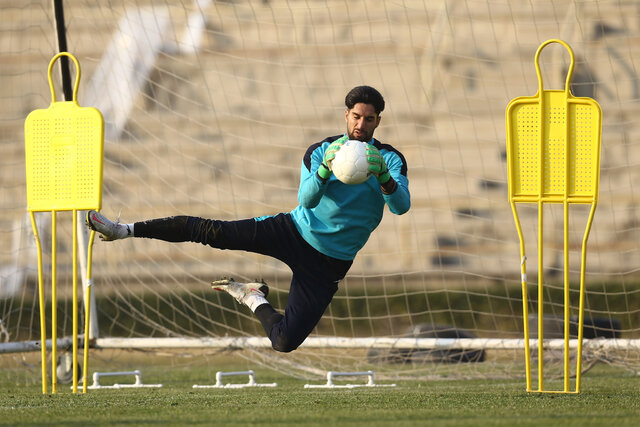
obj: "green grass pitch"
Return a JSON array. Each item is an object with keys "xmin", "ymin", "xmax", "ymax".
[{"xmin": 0, "ymin": 351, "xmax": 638, "ymax": 426}]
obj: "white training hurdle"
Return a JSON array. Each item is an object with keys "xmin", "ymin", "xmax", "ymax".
[
  {"xmin": 192, "ymin": 370, "xmax": 278, "ymax": 389},
  {"xmin": 83, "ymin": 370, "xmax": 163, "ymax": 390},
  {"xmin": 304, "ymin": 371, "xmax": 396, "ymax": 389}
]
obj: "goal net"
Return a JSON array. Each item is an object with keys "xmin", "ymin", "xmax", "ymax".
[{"xmin": 1, "ymin": 0, "xmax": 639, "ymax": 383}]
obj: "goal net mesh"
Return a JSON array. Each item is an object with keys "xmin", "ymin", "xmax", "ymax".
[{"xmin": 1, "ymin": 0, "xmax": 639, "ymax": 382}]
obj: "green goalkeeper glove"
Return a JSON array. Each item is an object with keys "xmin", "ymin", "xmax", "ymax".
[
  {"xmin": 318, "ymin": 136, "xmax": 348, "ymax": 180},
  {"xmin": 366, "ymin": 145, "xmax": 391, "ymax": 184}
]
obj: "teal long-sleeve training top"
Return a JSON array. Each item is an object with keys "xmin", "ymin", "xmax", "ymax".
[{"xmin": 288, "ymin": 134, "xmax": 410, "ymax": 261}]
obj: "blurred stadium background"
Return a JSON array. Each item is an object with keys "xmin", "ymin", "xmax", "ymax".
[{"xmin": 1, "ymin": 0, "xmax": 639, "ymax": 383}]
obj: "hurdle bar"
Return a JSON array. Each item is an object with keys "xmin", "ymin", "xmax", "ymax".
[
  {"xmin": 82, "ymin": 370, "xmax": 163, "ymax": 390},
  {"xmin": 304, "ymin": 371, "xmax": 396, "ymax": 389},
  {"xmin": 192, "ymin": 370, "xmax": 277, "ymax": 389}
]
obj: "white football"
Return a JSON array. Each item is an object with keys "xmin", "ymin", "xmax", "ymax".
[{"xmin": 331, "ymin": 140, "xmax": 371, "ymax": 185}]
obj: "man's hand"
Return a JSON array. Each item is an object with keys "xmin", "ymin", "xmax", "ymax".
[
  {"xmin": 318, "ymin": 136, "xmax": 348, "ymax": 180},
  {"xmin": 366, "ymin": 145, "xmax": 391, "ymax": 184}
]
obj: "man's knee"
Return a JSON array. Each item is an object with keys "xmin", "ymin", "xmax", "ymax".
[{"xmin": 272, "ymin": 334, "xmax": 304, "ymax": 353}]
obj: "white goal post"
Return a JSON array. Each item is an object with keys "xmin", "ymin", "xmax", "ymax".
[
  {"xmin": 95, "ymin": 337, "xmax": 640, "ymax": 352},
  {"xmin": 2, "ymin": 336, "xmax": 638, "ymax": 353}
]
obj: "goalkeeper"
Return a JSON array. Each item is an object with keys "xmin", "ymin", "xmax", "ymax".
[{"xmin": 87, "ymin": 85, "xmax": 410, "ymax": 352}]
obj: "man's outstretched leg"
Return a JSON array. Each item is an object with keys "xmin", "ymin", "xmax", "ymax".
[
  {"xmin": 87, "ymin": 210, "xmax": 196, "ymax": 242},
  {"xmin": 87, "ymin": 210, "xmax": 348, "ymax": 353}
]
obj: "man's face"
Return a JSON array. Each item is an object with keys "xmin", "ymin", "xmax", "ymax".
[{"xmin": 345, "ymin": 102, "xmax": 381, "ymax": 142}]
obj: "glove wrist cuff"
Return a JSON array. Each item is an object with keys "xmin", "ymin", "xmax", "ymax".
[
  {"xmin": 380, "ymin": 176, "xmax": 397, "ymax": 194},
  {"xmin": 377, "ymin": 169, "xmax": 391, "ymax": 184},
  {"xmin": 317, "ymin": 163, "xmax": 332, "ymax": 181}
]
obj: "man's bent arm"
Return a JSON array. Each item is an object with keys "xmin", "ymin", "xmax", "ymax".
[
  {"xmin": 298, "ymin": 155, "xmax": 328, "ymax": 209},
  {"xmin": 381, "ymin": 153, "xmax": 410, "ymax": 215}
]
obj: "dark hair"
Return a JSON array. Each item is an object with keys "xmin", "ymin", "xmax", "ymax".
[{"xmin": 345, "ymin": 85, "xmax": 385, "ymax": 114}]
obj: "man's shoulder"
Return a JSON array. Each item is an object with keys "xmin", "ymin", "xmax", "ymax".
[
  {"xmin": 317, "ymin": 135, "xmax": 344, "ymax": 146},
  {"xmin": 372, "ymin": 138, "xmax": 398, "ymax": 152},
  {"xmin": 306, "ymin": 135, "xmax": 343, "ymax": 151},
  {"xmin": 303, "ymin": 135, "xmax": 342, "ymax": 158},
  {"xmin": 302, "ymin": 135, "xmax": 343, "ymax": 170},
  {"xmin": 324, "ymin": 135, "xmax": 344, "ymax": 143}
]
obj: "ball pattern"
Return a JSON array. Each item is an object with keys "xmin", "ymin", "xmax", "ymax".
[{"xmin": 331, "ymin": 140, "xmax": 371, "ymax": 185}]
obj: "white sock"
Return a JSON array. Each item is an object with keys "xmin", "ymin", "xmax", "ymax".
[{"xmin": 245, "ymin": 294, "xmax": 269, "ymax": 312}]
